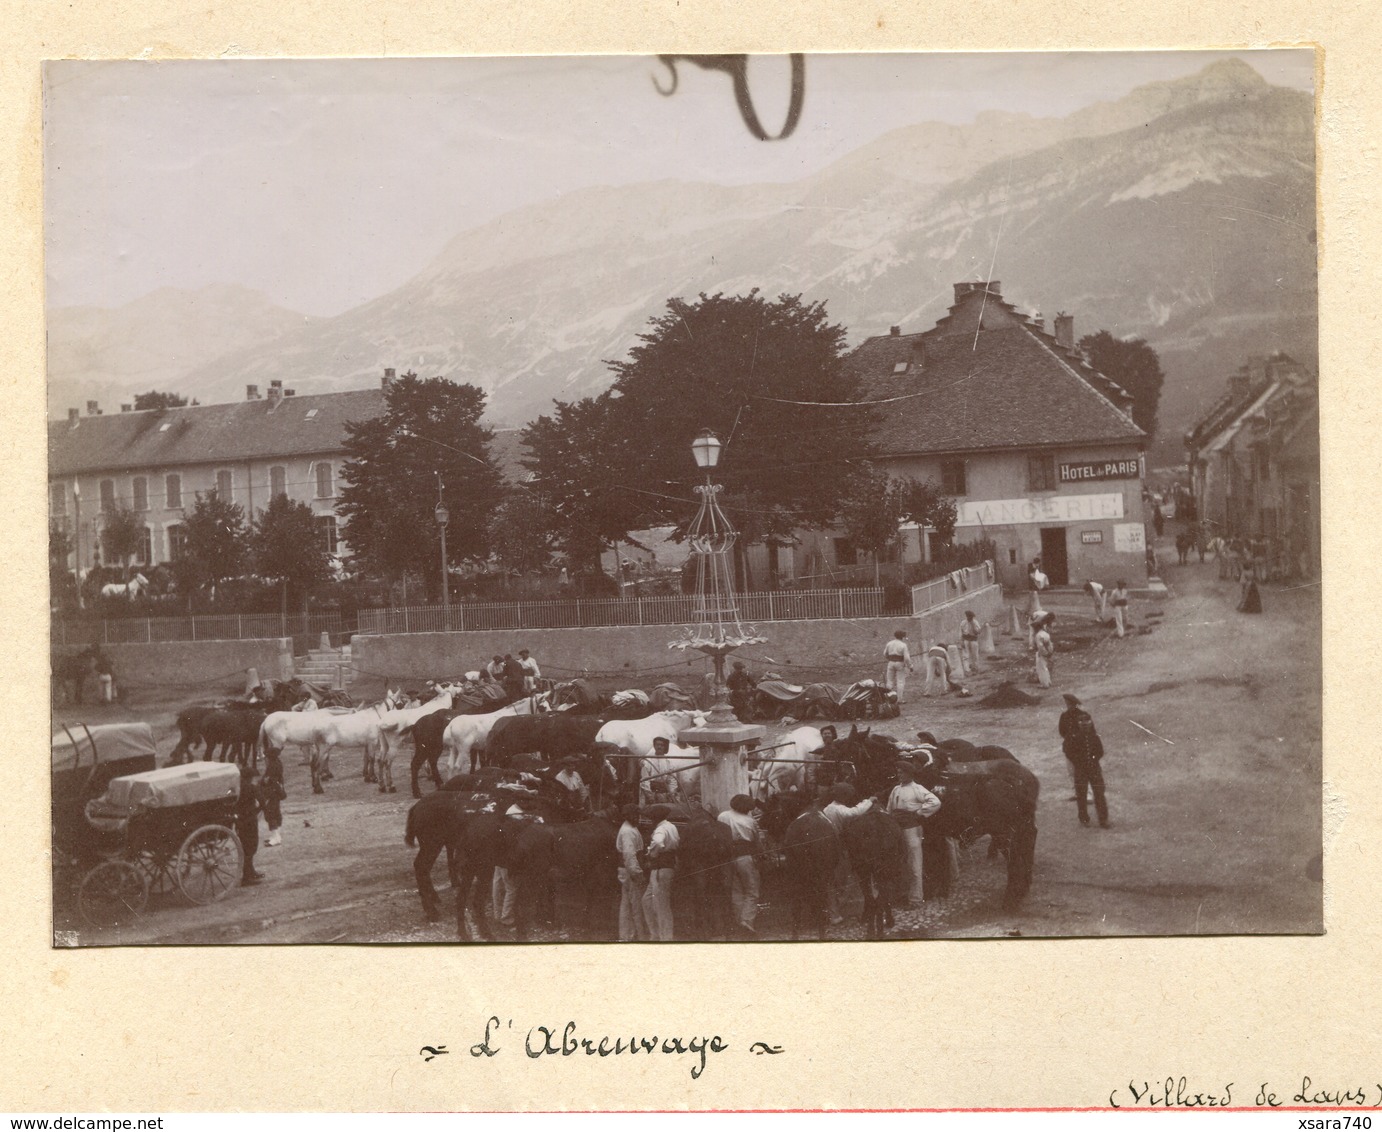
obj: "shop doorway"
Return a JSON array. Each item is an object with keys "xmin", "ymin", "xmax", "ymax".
[{"xmin": 1039, "ymin": 527, "xmax": 1069, "ymax": 586}]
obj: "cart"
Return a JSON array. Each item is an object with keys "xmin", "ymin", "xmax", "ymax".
[{"xmin": 52, "ymin": 723, "xmax": 247, "ymax": 928}]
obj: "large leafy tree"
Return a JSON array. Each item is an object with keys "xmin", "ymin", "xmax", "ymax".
[
  {"xmin": 520, "ymin": 395, "xmax": 645, "ymax": 575},
  {"xmin": 99, "ymin": 505, "xmax": 145, "ymax": 572},
  {"xmin": 487, "ymin": 491, "xmax": 557, "ymax": 576},
  {"xmin": 1079, "ymin": 331, "xmax": 1165, "ymax": 438},
  {"xmin": 337, "ymin": 373, "xmax": 504, "ymax": 598},
  {"xmin": 609, "ymin": 291, "xmax": 870, "ymax": 524},
  {"xmin": 252, "ymin": 495, "xmax": 333, "ymax": 618},
  {"xmin": 134, "ymin": 390, "xmax": 190, "ymax": 411},
  {"xmin": 838, "ymin": 471, "xmax": 958, "ymax": 584},
  {"xmin": 525, "ymin": 290, "xmax": 871, "ymax": 581},
  {"xmin": 178, "ymin": 489, "xmax": 247, "ymax": 597}
]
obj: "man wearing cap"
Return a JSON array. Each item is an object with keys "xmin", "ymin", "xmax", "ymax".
[
  {"xmin": 823, "ymin": 783, "xmax": 873, "ymax": 924},
  {"xmin": 641, "ymin": 804, "xmax": 680, "ymax": 941},
  {"xmin": 883, "ymin": 630, "xmax": 913, "ymax": 704},
  {"xmin": 553, "ymin": 756, "xmax": 589, "ymax": 816},
  {"xmin": 615, "ymin": 804, "xmax": 648, "ymax": 942},
  {"xmin": 887, "ymin": 759, "xmax": 941, "ymax": 905},
  {"xmin": 718, "ymin": 794, "xmax": 763, "ymax": 935},
  {"xmin": 1059, "ymin": 694, "xmax": 1109, "ymax": 828},
  {"xmin": 959, "ymin": 610, "xmax": 983, "ymax": 675},
  {"xmin": 518, "ymin": 648, "xmax": 541, "ymax": 693},
  {"xmin": 642, "ymin": 736, "xmax": 678, "ymax": 805}
]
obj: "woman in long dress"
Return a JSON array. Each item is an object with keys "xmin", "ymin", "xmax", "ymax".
[{"xmin": 1237, "ymin": 559, "xmax": 1263, "ymax": 614}]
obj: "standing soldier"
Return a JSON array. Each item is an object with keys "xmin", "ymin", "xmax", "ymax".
[
  {"xmin": 718, "ymin": 794, "xmax": 763, "ymax": 936},
  {"xmin": 959, "ymin": 610, "xmax": 983, "ymax": 674},
  {"xmin": 1110, "ymin": 580, "xmax": 1130, "ymax": 638},
  {"xmin": 886, "ymin": 760, "xmax": 941, "ymax": 906},
  {"xmin": 1033, "ymin": 614, "xmax": 1055, "ymax": 689},
  {"xmin": 641, "ymin": 805, "xmax": 680, "ymax": 941},
  {"xmin": 501, "ymin": 653, "xmax": 525, "ymax": 701},
  {"xmin": 1059, "ymin": 694, "xmax": 1109, "ymax": 828},
  {"xmin": 883, "ymin": 630, "xmax": 913, "ymax": 704},
  {"xmin": 517, "ymin": 648, "xmax": 541, "ymax": 693},
  {"xmin": 615, "ymin": 804, "xmax": 648, "ymax": 942},
  {"xmin": 236, "ymin": 764, "xmax": 265, "ymax": 886}
]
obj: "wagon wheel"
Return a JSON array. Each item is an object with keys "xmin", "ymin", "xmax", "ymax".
[
  {"xmin": 135, "ymin": 848, "xmax": 179, "ymax": 898},
  {"xmin": 78, "ymin": 860, "xmax": 149, "ymax": 928},
  {"xmin": 176, "ymin": 825, "xmax": 244, "ymax": 905}
]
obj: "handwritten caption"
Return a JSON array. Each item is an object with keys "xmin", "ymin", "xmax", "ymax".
[
  {"xmin": 1109, "ymin": 1077, "xmax": 1382, "ymax": 1110},
  {"xmin": 419, "ymin": 1017, "xmax": 784, "ymax": 1080}
]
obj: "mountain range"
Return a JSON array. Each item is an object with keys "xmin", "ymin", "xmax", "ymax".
[{"xmin": 46, "ymin": 58, "xmax": 1317, "ymax": 464}]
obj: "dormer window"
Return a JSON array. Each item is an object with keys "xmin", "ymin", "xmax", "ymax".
[
  {"xmin": 305, "ymin": 408, "xmax": 319, "ymax": 420},
  {"xmin": 893, "ymin": 361, "xmax": 909, "ymax": 374}
]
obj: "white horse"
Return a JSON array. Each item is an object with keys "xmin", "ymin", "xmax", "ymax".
[
  {"xmin": 749, "ymin": 725, "xmax": 824, "ymax": 801},
  {"xmin": 101, "ymin": 573, "xmax": 149, "ymax": 599},
  {"xmin": 596, "ymin": 710, "xmax": 705, "ymax": 760},
  {"xmin": 441, "ymin": 693, "xmax": 550, "ymax": 778},
  {"xmin": 318, "ymin": 701, "xmax": 398, "ymax": 793}
]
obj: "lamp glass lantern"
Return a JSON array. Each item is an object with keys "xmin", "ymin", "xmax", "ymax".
[
  {"xmin": 691, "ymin": 429, "xmax": 722, "ymax": 470},
  {"xmin": 434, "ymin": 501, "xmax": 449, "ymax": 528}
]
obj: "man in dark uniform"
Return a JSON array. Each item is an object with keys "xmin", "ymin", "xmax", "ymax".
[
  {"xmin": 1059, "ymin": 693, "xmax": 1109, "ymax": 828},
  {"xmin": 726, "ymin": 660, "xmax": 755, "ymax": 721},
  {"xmin": 237, "ymin": 764, "xmax": 265, "ymax": 885},
  {"xmin": 501, "ymin": 653, "xmax": 526, "ymax": 701}
]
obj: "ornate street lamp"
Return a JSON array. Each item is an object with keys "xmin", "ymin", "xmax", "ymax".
[
  {"xmin": 671, "ymin": 429, "xmax": 765, "ymax": 726},
  {"xmin": 434, "ymin": 480, "xmax": 450, "ymax": 624}
]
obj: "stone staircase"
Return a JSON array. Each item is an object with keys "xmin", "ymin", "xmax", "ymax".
[{"xmin": 295, "ymin": 634, "xmax": 351, "ymax": 688}]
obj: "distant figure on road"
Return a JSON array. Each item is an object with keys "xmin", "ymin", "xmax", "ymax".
[
  {"xmin": 1111, "ymin": 580, "xmax": 1130, "ymax": 638},
  {"xmin": 1060, "ymin": 693, "xmax": 1109, "ymax": 828},
  {"xmin": 1027, "ymin": 557, "xmax": 1048, "ymax": 616},
  {"xmin": 924, "ymin": 643, "xmax": 961, "ymax": 696},
  {"xmin": 959, "ymin": 610, "xmax": 983, "ymax": 674},
  {"xmin": 1237, "ymin": 558, "xmax": 1263, "ymax": 614},
  {"xmin": 1033, "ymin": 617, "xmax": 1055, "ymax": 688},
  {"xmin": 883, "ymin": 630, "xmax": 913, "ymax": 704},
  {"xmin": 1153, "ymin": 503, "xmax": 1165, "ymax": 538}
]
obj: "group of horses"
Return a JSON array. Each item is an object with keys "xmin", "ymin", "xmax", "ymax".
[{"xmin": 402, "ymin": 697, "xmax": 1041, "ymax": 941}]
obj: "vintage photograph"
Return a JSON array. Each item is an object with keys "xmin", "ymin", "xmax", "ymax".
[{"xmin": 45, "ymin": 52, "xmax": 1320, "ymax": 945}]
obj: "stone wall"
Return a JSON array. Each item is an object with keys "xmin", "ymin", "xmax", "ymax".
[
  {"xmin": 352, "ymin": 584, "xmax": 1003, "ymax": 684},
  {"xmin": 90, "ymin": 638, "xmax": 294, "ymax": 692}
]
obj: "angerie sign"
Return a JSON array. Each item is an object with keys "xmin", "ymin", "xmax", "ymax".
[{"xmin": 1059, "ymin": 458, "xmax": 1141, "ymax": 483}]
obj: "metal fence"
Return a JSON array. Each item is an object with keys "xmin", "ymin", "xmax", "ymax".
[
  {"xmin": 53, "ymin": 611, "xmax": 348, "ymax": 656},
  {"xmin": 910, "ymin": 560, "xmax": 995, "ymax": 615},
  {"xmin": 356, "ymin": 587, "xmax": 885, "ymax": 635}
]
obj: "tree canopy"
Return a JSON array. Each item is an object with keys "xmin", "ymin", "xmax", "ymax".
[
  {"xmin": 177, "ymin": 489, "xmax": 247, "ymax": 595},
  {"xmin": 99, "ymin": 505, "xmax": 144, "ymax": 570},
  {"xmin": 133, "ymin": 390, "xmax": 191, "ymax": 411},
  {"xmin": 523, "ymin": 290, "xmax": 872, "ymax": 571},
  {"xmin": 1080, "ymin": 331, "xmax": 1165, "ymax": 438},
  {"xmin": 252, "ymin": 494, "xmax": 333, "ymax": 609},
  {"xmin": 838, "ymin": 470, "xmax": 958, "ymax": 583},
  {"xmin": 337, "ymin": 372, "xmax": 504, "ymax": 595}
]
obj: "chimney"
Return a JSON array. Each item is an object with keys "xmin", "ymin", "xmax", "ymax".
[
  {"xmin": 86, "ymin": 399, "xmax": 99, "ymax": 416},
  {"xmin": 889, "ymin": 326, "xmax": 901, "ymax": 337},
  {"xmin": 266, "ymin": 381, "xmax": 282, "ymax": 407},
  {"xmin": 283, "ymin": 388, "xmax": 295, "ymax": 397},
  {"xmin": 120, "ymin": 404, "xmax": 132, "ymax": 413},
  {"xmin": 67, "ymin": 408, "xmax": 79, "ymax": 424},
  {"xmin": 246, "ymin": 384, "xmax": 260, "ymax": 400},
  {"xmin": 1053, "ymin": 312, "xmax": 1075, "ymax": 351},
  {"xmin": 1228, "ymin": 369, "xmax": 1253, "ymax": 400},
  {"xmin": 383, "ymin": 367, "xmax": 396, "ymax": 389},
  {"xmin": 1032, "ymin": 310, "xmax": 1046, "ymax": 334}
]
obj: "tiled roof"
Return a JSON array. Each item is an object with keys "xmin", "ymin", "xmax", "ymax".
[
  {"xmin": 853, "ymin": 323, "xmax": 1145, "ymax": 457},
  {"xmin": 48, "ymin": 388, "xmax": 385, "ymax": 477}
]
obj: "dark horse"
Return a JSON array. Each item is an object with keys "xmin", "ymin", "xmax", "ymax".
[
  {"xmin": 839, "ymin": 730, "xmax": 1040, "ymax": 911},
  {"xmin": 760, "ymin": 792, "xmax": 839, "ymax": 940},
  {"xmin": 842, "ymin": 809, "xmax": 910, "ymax": 938}
]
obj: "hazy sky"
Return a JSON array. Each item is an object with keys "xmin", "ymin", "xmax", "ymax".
[{"xmin": 44, "ymin": 51, "xmax": 1313, "ymax": 318}]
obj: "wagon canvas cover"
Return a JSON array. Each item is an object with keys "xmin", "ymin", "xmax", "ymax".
[
  {"xmin": 50, "ymin": 723, "xmax": 157, "ymax": 774},
  {"xmin": 100, "ymin": 761, "xmax": 240, "ymax": 811}
]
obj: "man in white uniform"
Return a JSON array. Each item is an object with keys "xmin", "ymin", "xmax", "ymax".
[
  {"xmin": 883, "ymin": 630, "xmax": 913, "ymax": 704},
  {"xmin": 517, "ymin": 649, "xmax": 541, "ymax": 693},
  {"xmin": 641, "ymin": 804, "xmax": 680, "ymax": 941},
  {"xmin": 615, "ymin": 804, "xmax": 648, "ymax": 941},
  {"xmin": 886, "ymin": 760, "xmax": 942, "ymax": 905},
  {"xmin": 718, "ymin": 794, "xmax": 763, "ymax": 935}
]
